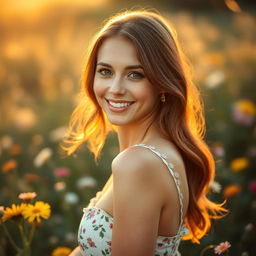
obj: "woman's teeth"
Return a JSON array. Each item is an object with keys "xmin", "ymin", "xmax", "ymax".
[{"xmin": 108, "ymin": 101, "xmax": 133, "ymax": 108}]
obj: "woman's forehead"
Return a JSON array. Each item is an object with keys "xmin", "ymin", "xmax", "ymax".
[{"xmin": 97, "ymin": 36, "xmax": 141, "ymax": 66}]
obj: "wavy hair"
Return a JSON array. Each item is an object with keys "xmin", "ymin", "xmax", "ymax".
[{"xmin": 60, "ymin": 9, "xmax": 227, "ymax": 243}]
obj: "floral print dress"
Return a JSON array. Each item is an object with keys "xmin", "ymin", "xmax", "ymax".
[{"xmin": 77, "ymin": 144, "xmax": 189, "ymax": 256}]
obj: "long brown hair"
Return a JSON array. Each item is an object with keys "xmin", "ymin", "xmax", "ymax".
[{"xmin": 61, "ymin": 9, "xmax": 227, "ymax": 243}]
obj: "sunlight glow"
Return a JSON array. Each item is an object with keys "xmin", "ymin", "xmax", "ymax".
[{"xmin": 1, "ymin": 0, "xmax": 109, "ymax": 18}]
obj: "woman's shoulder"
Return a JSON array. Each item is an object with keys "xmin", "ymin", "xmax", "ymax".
[
  {"xmin": 111, "ymin": 141, "xmax": 187, "ymax": 193},
  {"xmin": 111, "ymin": 145, "xmax": 167, "ymax": 207},
  {"xmin": 112, "ymin": 141, "xmax": 185, "ymax": 171},
  {"xmin": 111, "ymin": 144, "xmax": 163, "ymax": 175}
]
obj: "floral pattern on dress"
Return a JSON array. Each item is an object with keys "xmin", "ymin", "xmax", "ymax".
[{"xmin": 77, "ymin": 207, "xmax": 189, "ymax": 256}]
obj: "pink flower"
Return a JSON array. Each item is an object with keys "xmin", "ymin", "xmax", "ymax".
[
  {"xmin": 18, "ymin": 192, "xmax": 37, "ymax": 201},
  {"xmin": 54, "ymin": 167, "xmax": 71, "ymax": 178},
  {"xmin": 214, "ymin": 241, "xmax": 231, "ymax": 255},
  {"xmin": 248, "ymin": 181, "xmax": 256, "ymax": 194}
]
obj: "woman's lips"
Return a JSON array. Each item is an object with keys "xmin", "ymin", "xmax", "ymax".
[{"xmin": 105, "ymin": 98, "xmax": 135, "ymax": 113}]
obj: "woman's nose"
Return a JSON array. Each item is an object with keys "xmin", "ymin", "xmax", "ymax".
[{"xmin": 108, "ymin": 76, "xmax": 125, "ymax": 95}]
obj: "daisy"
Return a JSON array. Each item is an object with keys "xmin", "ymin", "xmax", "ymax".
[
  {"xmin": 2, "ymin": 204, "xmax": 27, "ymax": 221},
  {"xmin": 18, "ymin": 192, "xmax": 37, "ymax": 202},
  {"xmin": 214, "ymin": 241, "xmax": 231, "ymax": 255},
  {"xmin": 22, "ymin": 201, "xmax": 51, "ymax": 223}
]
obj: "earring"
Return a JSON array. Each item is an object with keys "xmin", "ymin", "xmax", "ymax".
[{"xmin": 161, "ymin": 93, "xmax": 166, "ymax": 103}]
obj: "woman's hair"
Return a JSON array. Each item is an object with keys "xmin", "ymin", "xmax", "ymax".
[{"xmin": 60, "ymin": 9, "xmax": 227, "ymax": 243}]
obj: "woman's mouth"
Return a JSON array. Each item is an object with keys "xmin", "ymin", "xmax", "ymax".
[{"xmin": 105, "ymin": 98, "xmax": 135, "ymax": 113}]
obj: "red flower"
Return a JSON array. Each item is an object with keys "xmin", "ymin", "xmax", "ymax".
[
  {"xmin": 163, "ymin": 237, "xmax": 172, "ymax": 243},
  {"xmin": 87, "ymin": 238, "xmax": 96, "ymax": 248},
  {"xmin": 157, "ymin": 243, "xmax": 164, "ymax": 247},
  {"xmin": 83, "ymin": 228, "xmax": 86, "ymax": 233},
  {"xmin": 248, "ymin": 181, "xmax": 256, "ymax": 194},
  {"xmin": 109, "ymin": 223, "xmax": 113, "ymax": 229},
  {"xmin": 92, "ymin": 219, "xmax": 96, "ymax": 224},
  {"xmin": 89, "ymin": 210, "xmax": 95, "ymax": 218}
]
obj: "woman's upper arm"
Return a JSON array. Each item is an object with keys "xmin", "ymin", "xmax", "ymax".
[
  {"xmin": 69, "ymin": 246, "xmax": 82, "ymax": 256},
  {"xmin": 111, "ymin": 148, "xmax": 163, "ymax": 256}
]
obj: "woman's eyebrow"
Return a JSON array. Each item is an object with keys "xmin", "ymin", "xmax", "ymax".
[{"xmin": 97, "ymin": 62, "xmax": 143, "ymax": 70}]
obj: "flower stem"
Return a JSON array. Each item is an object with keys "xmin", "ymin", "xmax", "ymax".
[
  {"xmin": 28, "ymin": 224, "xmax": 36, "ymax": 244},
  {"xmin": 1, "ymin": 223, "xmax": 22, "ymax": 253},
  {"xmin": 199, "ymin": 245, "xmax": 216, "ymax": 256}
]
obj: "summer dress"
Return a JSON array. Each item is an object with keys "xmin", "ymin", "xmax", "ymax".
[{"xmin": 77, "ymin": 144, "xmax": 189, "ymax": 256}]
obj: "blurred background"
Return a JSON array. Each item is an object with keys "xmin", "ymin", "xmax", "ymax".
[{"xmin": 0, "ymin": 0, "xmax": 255, "ymax": 255}]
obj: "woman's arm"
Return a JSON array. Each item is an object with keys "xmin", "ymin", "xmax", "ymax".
[
  {"xmin": 69, "ymin": 246, "xmax": 82, "ymax": 256},
  {"xmin": 101, "ymin": 173, "xmax": 113, "ymax": 193},
  {"xmin": 111, "ymin": 148, "xmax": 164, "ymax": 256}
]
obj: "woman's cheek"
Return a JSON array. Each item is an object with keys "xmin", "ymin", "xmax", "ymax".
[{"xmin": 93, "ymin": 79, "xmax": 105, "ymax": 100}]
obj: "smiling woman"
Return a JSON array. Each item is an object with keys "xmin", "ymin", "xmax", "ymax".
[
  {"xmin": 62, "ymin": 8, "xmax": 228, "ymax": 256},
  {"xmin": 93, "ymin": 35, "xmax": 158, "ymax": 126}
]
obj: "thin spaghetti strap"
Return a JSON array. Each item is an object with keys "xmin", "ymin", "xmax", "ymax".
[{"xmin": 132, "ymin": 143, "xmax": 185, "ymax": 233}]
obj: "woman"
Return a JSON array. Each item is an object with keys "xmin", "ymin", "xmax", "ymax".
[{"xmin": 63, "ymin": 9, "xmax": 227, "ymax": 256}]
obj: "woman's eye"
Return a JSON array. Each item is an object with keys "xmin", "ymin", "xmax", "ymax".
[
  {"xmin": 128, "ymin": 72, "xmax": 145, "ymax": 79},
  {"xmin": 97, "ymin": 68, "xmax": 112, "ymax": 76}
]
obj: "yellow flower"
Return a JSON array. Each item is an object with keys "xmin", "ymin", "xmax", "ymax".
[
  {"xmin": 2, "ymin": 204, "xmax": 27, "ymax": 222},
  {"xmin": 235, "ymin": 99, "xmax": 256, "ymax": 116},
  {"xmin": 223, "ymin": 184, "xmax": 241, "ymax": 198},
  {"xmin": 230, "ymin": 157, "xmax": 249, "ymax": 172},
  {"xmin": 19, "ymin": 192, "xmax": 37, "ymax": 201},
  {"xmin": 22, "ymin": 201, "xmax": 51, "ymax": 223},
  {"xmin": 51, "ymin": 247, "xmax": 72, "ymax": 256}
]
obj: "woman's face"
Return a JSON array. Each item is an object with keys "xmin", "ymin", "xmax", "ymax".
[{"xmin": 93, "ymin": 35, "xmax": 159, "ymax": 127}]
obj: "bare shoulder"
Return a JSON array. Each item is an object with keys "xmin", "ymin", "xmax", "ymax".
[
  {"xmin": 111, "ymin": 145, "xmax": 163, "ymax": 180},
  {"xmin": 112, "ymin": 142, "xmax": 188, "ymax": 205},
  {"xmin": 112, "ymin": 143, "xmax": 186, "ymax": 177}
]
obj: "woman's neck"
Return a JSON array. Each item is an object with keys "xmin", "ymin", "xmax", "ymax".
[{"xmin": 117, "ymin": 120, "xmax": 163, "ymax": 152}]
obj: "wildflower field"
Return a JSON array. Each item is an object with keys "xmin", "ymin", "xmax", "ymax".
[{"xmin": 0, "ymin": 2, "xmax": 255, "ymax": 256}]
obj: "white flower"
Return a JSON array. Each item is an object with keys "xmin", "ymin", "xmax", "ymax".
[
  {"xmin": 64, "ymin": 192, "xmax": 79, "ymax": 204},
  {"xmin": 1, "ymin": 136, "xmax": 13, "ymax": 149},
  {"xmin": 205, "ymin": 70, "xmax": 225, "ymax": 89},
  {"xmin": 65, "ymin": 232, "xmax": 76, "ymax": 243},
  {"xmin": 33, "ymin": 148, "xmax": 53, "ymax": 168},
  {"xmin": 12, "ymin": 107, "xmax": 37, "ymax": 131},
  {"xmin": 76, "ymin": 176, "xmax": 97, "ymax": 189},
  {"xmin": 49, "ymin": 126, "xmax": 68, "ymax": 142},
  {"xmin": 209, "ymin": 180, "xmax": 222, "ymax": 193}
]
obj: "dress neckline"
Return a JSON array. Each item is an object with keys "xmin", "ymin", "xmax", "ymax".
[{"xmin": 83, "ymin": 206, "xmax": 189, "ymax": 239}]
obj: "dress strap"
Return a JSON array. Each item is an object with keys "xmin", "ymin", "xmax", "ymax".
[{"xmin": 132, "ymin": 143, "xmax": 185, "ymax": 233}]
